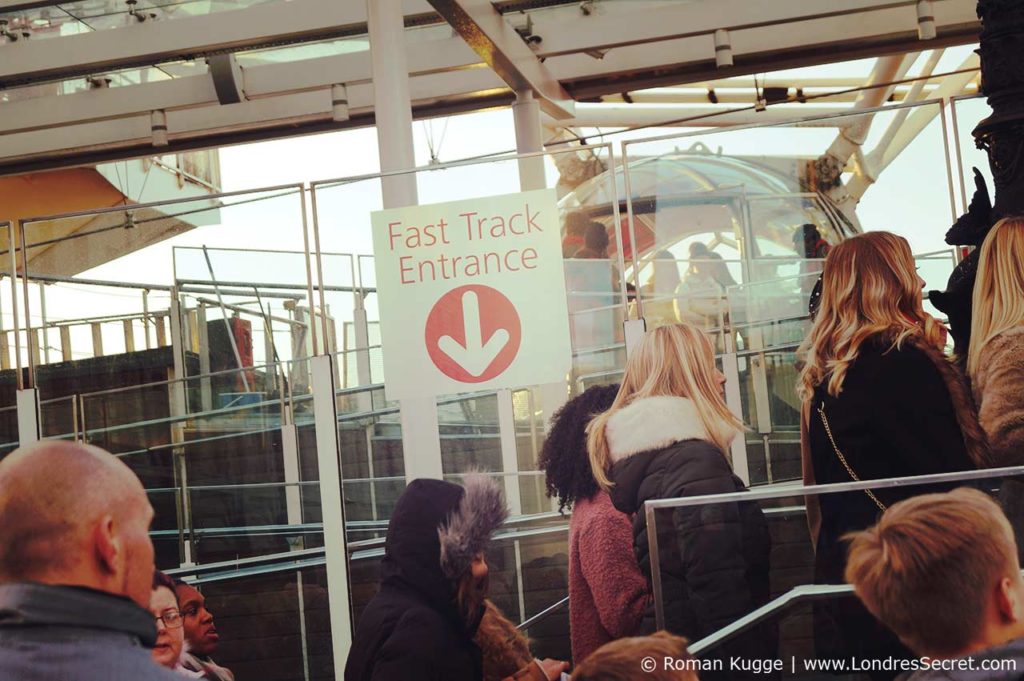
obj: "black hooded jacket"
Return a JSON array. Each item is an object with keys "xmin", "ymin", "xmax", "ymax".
[
  {"xmin": 344, "ymin": 479, "xmax": 483, "ymax": 681},
  {"xmin": 605, "ymin": 396, "xmax": 775, "ymax": 676}
]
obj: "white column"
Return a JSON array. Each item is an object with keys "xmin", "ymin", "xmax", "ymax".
[
  {"xmin": 368, "ymin": 0, "xmax": 444, "ymax": 482},
  {"xmin": 368, "ymin": 0, "xmax": 417, "ymax": 208},
  {"xmin": 311, "ymin": 354, "xmax": 353, "ymax": 677},
  {"xmin": 513, "ymin": 90, "xmax": 546, "ymax": 192},
  {"xmin": 513, "ymin": 89, "xmax": 568, "ymax": 436}
]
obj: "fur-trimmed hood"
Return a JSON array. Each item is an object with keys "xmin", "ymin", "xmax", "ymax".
[
  {"xmin": 439, "ymin": 474, "xmax": 509, "ymax": 582},
  {"xmin": 605, "ymin": 396, "xmax": 718, "ymax": 463},
  {"xmin": 380, "ymin": 475, "xmax": 508, "ymax": 621}
]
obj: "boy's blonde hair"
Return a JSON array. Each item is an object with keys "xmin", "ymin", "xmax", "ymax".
[
  {"xmin": 571, "ymin": 632, "xmax": 698, "ymax": 681},
  {"xmin": 845, "ymin": 488, "xmax": 1018, "ymax": 656}
]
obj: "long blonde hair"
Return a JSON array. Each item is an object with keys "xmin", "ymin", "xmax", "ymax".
[
  {"xmin": 587, "ymin": 323, "xmax": 743, "ymax": 490},
  {"xmin": 797, "ymin": 231, "xmax": 943, "ymax": 401},
  {"xmin": 967, "ymin": 217, "xmax": 1024, "ymax": 377}
]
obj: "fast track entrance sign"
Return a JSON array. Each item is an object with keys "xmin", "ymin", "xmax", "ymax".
[{"xmin": 371, "ymin": 188, "xmax": 571, "ymax": 400}]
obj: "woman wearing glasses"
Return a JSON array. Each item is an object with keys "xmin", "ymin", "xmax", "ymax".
[{"xmin": 149, "ymin": 571, "xmax": 189, "ymax": 674}]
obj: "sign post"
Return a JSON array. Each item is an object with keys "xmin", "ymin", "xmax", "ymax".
[{"xmin": 372, "ymin": 189, "xmax": 571, "ymax": 400}]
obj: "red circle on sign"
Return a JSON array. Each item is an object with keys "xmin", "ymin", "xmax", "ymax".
[{"xmin": 425, "ymin": 284, "xmax": 522, "ymax": 383}]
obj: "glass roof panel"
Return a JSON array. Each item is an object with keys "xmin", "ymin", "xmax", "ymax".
[{"xmin": 0, "ymin": 0, "xmax": 283, "ymax": 42}]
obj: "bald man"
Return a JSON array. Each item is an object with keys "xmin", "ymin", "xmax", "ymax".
[{"xmin": 0, "ymin": 441, "xmax": 181, "ymax": 680}]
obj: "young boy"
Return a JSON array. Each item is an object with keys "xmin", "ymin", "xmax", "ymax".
[{"xmin": 845, "ymin": 488, "xmax": 1024, "ymax": 679}]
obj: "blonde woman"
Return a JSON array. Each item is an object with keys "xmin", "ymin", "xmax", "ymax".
[
  {"xmin": 968, "ymin": 217, "xmax": 1024, "ymax": 467},
  {"xmin": 587, "ymin": 323, "xmax": 774, "ymax": 677},
  {"xmin": 967, "ymin": 217, "xmax": 1024, "ymax": 566},
  {"xmin": 797, "ymin": 231, "xmax": 987, "ymax": 678}
]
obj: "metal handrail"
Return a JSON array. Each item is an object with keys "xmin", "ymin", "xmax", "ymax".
[
  {"xmin": 689, "ymin": 584, "xmax": 854, "ymax": 655},
  {"xmin": 645, "ymin": 466, "xmax": 1021, "ymax": 630},
  {"xmin": 518, "ymin": 596, "xmax": 569, "ymax": 631},
  {"xmin": 165, "ymin": 547, "xmax": 326, "ymax": 577}
]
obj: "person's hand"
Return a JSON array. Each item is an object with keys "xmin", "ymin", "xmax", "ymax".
[{"xmin": 537, "ymin": 658, "xmax": 569, "ymax": 681}]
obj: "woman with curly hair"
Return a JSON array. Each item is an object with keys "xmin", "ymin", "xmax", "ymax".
[{"xmin": 538, "ymin": 383, "xmax": 649, "ymax": 664}]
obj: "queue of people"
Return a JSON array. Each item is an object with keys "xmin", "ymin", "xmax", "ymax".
[
  {"xmin": 0, "ymin": 441, "xmax": 234, "ymax": 681},
  {"xmin": 3, "ymin": 220, "xmax": 1024, "ymax": 680},
  {"xmin": 0, "ymin": 441, "xmax": 236, "ymax": 681}
]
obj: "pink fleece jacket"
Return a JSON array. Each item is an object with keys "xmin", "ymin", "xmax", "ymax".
[{"xmin": 568, "ymin": 491, "xmax": 650, "ymax": 663}]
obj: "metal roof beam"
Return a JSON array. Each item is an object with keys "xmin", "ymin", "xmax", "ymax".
[
  {"xmin": 0, "ymin": 36, "xmax": 482, "ymax": 136},
  {"xmin": 0, "ymin": 55, "xmax": 506, "ymax": 169},
  {"xmin": 550, "ymin": 103, "xmax": 852, "ymax": 129},
  {"xmin": 424, "ymin": 0, "xmax": 574, "ymax": 118},
  {"xmin": 541, "ymin": 0, "xmax": 979, "ymax": 97},
  {"xmin": 0, "ymin": 0, "xmax": 434, "ymax": 89},
  {"xmin": 534, "ymin": 0, "xmax": 949, "ymax": 57}
]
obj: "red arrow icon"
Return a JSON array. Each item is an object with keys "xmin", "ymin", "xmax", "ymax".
[{"xmin": 425, "ymin": 284, "xmax": 522, "ymax": 383}]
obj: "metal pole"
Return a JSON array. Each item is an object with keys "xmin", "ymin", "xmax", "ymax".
[
  {"xmin": 646, "ymin": 501, "xmax": 665, "ymax": 631},
  {"xmin": 303, "ymin": 186, "xmax": 328, "ymax": 356},
  {"xmin": 38, "ymin": 282, "xmax": 49, "ymax": 365},
  {"xmin": 368, "ymin": 0, "xmax": 443, "ymax": 482},
  {"xmin": 201, "ymin": 246, "xmax": 251, "ymax": 392},
  {"xmin": 9, "ymin": 223, "xmax": 24, "ymax": 390},
  {"xmin": 168, "ymin": 289, "xmax": 194, "ymax": 565},
  {"xmin": 310, "ymin": 354, "xmax": 353, "ymax": 674},
  {"xmin": 142, "ymin": 289, "xmax": 152, "ymax": 350}
]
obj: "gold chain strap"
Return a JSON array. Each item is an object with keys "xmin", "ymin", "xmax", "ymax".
[{"xmin": 817, "ymin": 402, "xmax": 887, "ymax": 513}]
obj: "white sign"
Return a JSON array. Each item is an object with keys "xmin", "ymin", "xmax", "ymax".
[{"xmin": 371, "ymin": 189, "xmax": 571, "ymax": 400}]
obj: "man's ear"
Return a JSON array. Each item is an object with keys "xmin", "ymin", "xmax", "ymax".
[
  {"xmin": 92, "ymin": 514, "xmax": 121, "ymax": 576},
  {"xmin": 996, "ymin": 576, "xmax": 1022, "ymax": 624}
]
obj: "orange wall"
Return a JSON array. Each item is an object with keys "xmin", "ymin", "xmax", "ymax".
[{"xmin": 0, "ymin": 168, "xmax": 124, "ymax": 224}]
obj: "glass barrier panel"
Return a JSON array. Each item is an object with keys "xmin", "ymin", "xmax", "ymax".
[
  {"xmin": 173, "ymin": 564, "xmax": 335, "ymax": 681},
  {"xmin": 336, "ymin": 386, "xmax": 406, "ymax": 528},
  {"xmin": 951, "ymin": 95, "xmax": 993, "ymax": 212},
  {"xmin": 20, "ymin": 186, "xmax": 310, "ymax": 394},
  {"xmin": 39, "ymin": 394, "xmax": 76, "ymax": 440},
  {"xmin": 175, "ymin": 245, "xmax": 316, "ymax": 374},
  {"xmin": 0, "ymin": 405, "xmax": 19, "ymax": 460},
  {"xmin": 184, "ymin": 430, "xmax": 301, "ymax": 565},
  {"xmin": 490, "ymin": 523, "xmax": 571, "ymax": 662},
  {"xmin": 621, "ymin": 101, "xmax": 958, "ymax": 336},
  {"xmin": 644, "ymin": 467, "xmax": 1024, "ymax": 676},
  {"xmin": 438, "ymin": 391, "xmax": 502, "ymax": 476},
  {"xmin": 148, "ymin": 487, "xmax": 184, "ymax": 569}
]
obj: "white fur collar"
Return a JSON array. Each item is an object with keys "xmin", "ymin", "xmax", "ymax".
[{"xmin": 605, "ymin": 396, "xmax": 710, "ymax": 463}]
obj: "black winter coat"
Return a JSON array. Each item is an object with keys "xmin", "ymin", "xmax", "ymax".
[
  {"xmin": 605, "ymin": 396, "xmax": 775, "ymax": 676},
  {"xmin": 808, "ymin": 341, "xmax": 979, "ymax": 583},
  {"xmin": 344, "ymin": 480, "xmax": 483, "ymax": 681},
  {"xmin": 804, "ymin": 338, "xmax": 982, "ymax": 677}
]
